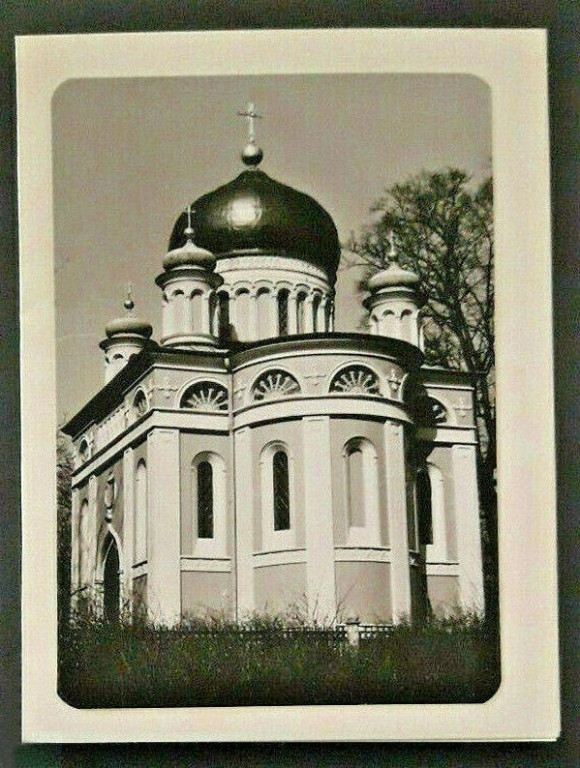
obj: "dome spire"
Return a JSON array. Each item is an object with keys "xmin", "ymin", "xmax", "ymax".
[
  {"xmin": 184, "ymin": 203, "xmax": 195, "ymax": 240},
  {"xmin": 237, "ymin": 101, "xmax": 264, "ymax": 167},
  {"xmin": 123, "ymin": 282, "xmax": 135, "ymax": 313}
]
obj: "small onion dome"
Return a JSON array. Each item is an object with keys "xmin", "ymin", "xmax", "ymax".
[
  {"xmin": 162, "ymin": 229, "xmax": 216, "ymax": 272},
  {"xmin": 169, "ymin": 170, "xmax": 341, "ymax": 284},
  {"xmin": 368, "ymin": 261, "xmax": 420, "ymax": 291},
  {"xmin": 105, "ymin": 315, "xmax": 153, "ymax": 339}
]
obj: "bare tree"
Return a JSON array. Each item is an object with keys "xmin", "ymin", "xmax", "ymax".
[
  {"xmin": 57, "ymin": 432, "xmax": 74, "ymax": 626},
  {"xmin": 349, "ymin": 169, "xmax": 497, "ymax": 609}
]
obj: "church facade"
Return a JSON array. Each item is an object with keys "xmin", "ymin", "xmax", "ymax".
[{"xmin": 63, "ymin": 113, "xmax": 484, "ymax": 626}]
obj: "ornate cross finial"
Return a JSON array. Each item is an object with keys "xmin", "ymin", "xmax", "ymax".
[
  {"xmin": 237, "ymin": 101, "xmax": 262, "ymax": 144},
  {"xmin": 388, "ymin": 232, "xmax": 397, "ymax": 263},
  {"xmin": 124, "ymin": 282, "xmax": 134, "ymax": 313},
  {"xmin": 184, "ymin": 204, "xmax": 195, "ymax": 239}
]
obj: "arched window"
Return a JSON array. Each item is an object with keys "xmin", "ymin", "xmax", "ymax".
[
  {"xmin": 197, "ymin": 460, "xmax": 214, "ymax": 539},
  {"xmin": 296, "ymin": 292, "xmax": 308, "ymax": 334},
  {"xmin": 416, "ymin": 467, "xmax": 433, "ymax": 546},
  {"xmin": 257, "ymin": 288, "xmax": 271, "ymax": 338},
  {"xmin": 191, "ymin": 289, "xmax": 203, "ymax": 333},
  {"xmin": 325, "ymin": 300, "xmax": 332, "ymax": 331},
  {"xmin": 102, "ymin": 534, "xmax": 120, "ymax": 623},
  {"xmin": 218, "ymin": 291, "xmax": 230, "ymax": 339},
  {"xmin": 133, "ymin": 390, "xmax": 148, "ymax": 417},
  {"xmin": 277, "ymin": 289, "xmax": 289, "ymax": 336},
  {"xmin": 191, "ymin": 452, "xmax": 226, "ymax": 555},
  {"xmin": 235, "ymin": 289, "xmax": 250, "ymax": 339},
  {"xmin": 346, "ymin": 445, "xmax": 365, "ymax": 527},
  {"xmin": 312, "ymin": 294, "xmax": 321, "ymax": 332},
  {"xmin": 272, "ymin": 450, "xmax": 290, "ymax": 531},
  {"xmin": 426, "ymin": 464, "xmax": 448, "ymax": 561},
  {"xmin": 134, "ymin": 460, "xmax": 147, "ymax": 564},
  {"xmin": 343, "ymin": 437, "xmax": 380, "ymax": 544},
  {"xmin": 79, "ymin": 499, "xmax": 89, "ymax": 581}
]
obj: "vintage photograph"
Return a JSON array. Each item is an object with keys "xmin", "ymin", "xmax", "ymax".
[
  {"xmin": 18, "ymin": 29, "xmax": 559, "ymax": 743},
  {"xmin": 53, "ymin": 72, "xmax": 499, "ymax": 707}
]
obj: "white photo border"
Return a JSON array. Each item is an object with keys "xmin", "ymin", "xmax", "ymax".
[{"xmin": 17, "ymin": 28, "xmax": 559, "ymax": 742}]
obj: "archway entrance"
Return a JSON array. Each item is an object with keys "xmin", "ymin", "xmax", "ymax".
[{"xmin": 103, "ymin": 534, "xmax": 120, "ymax": 622}]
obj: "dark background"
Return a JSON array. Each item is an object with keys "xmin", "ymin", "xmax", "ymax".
[{"xmin": 1, "ymin": 2, "xmax": 577, "ymax": 766}]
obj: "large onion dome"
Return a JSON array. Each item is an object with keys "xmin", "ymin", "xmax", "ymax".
[{"xmin": 168, "ymin": 168, "xmax": 341, "ymax": 284}]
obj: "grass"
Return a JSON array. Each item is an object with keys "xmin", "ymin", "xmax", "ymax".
[{"xmin": 58, "ymin": 607, "xmax": 500, "ymax": 708}]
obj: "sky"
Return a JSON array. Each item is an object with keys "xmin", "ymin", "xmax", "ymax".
[{"xmin": 53, "ymin": 73, "xmax": 491, "ymax": 420}]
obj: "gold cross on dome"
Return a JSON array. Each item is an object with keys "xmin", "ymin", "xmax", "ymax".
[{"xmin": 237, "ymin": 102, "xmax": 262, "ymax": 143}]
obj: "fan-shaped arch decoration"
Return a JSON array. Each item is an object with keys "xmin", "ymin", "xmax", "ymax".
[
  {"xmin": 180, "ymin": 381, "xmax": 229, "ymax": 412},
  {"xmin": 252, "ymin": 369, "xmax": 301, "ymax": 402},
  {"xmin": 330, "ymin": 365, "xmax": 380, "ymax": 395}
]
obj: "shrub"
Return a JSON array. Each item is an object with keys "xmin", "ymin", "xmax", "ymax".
[{"xmin": 58, "ymin": 608, "xmax": 500, "ymax": 708}]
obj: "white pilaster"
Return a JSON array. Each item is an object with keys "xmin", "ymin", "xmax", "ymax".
[
  {"xmin": 384, "ymin": 422, "xmax": 412, "ymax": 621},
  {"xmin": 304, "ymin": 294, "xmax": 315, "ymax": 333},
  {"xmin": 249, "ymin": 290, "xmax": 259, "ymax": 340},
  {"xmin": 234, "ymin": 427, "xmax": 254, "ymax": 618},
  {"xmin": 302, "ymin": 416, "xmax": 336, "ymax": 622},
  {"xmin": 270, "ymin": 291, "xmax": 279, "ymax": 337},
  {"xmin": 85, "ymin": 474, "xmax": 98, "ymax": 587},
  {"xmin": 122, "ymin": 447, "xmax": 135, "ymax": 605},
  {"xmin": 317, "ymin": 297, "xmax": 326, "ymax": 332},
  {"xmin": 201, "ymin": 293, "xmax": 210, "ymax": 334},
  {"xmin": 70, "ymin": 488, "xmax": 80, "ymax": 602},
  {"xmin": 147, "ymin": 428, "xmax": 181, "ymax": 625},
  {"xmin": 452, "ymin": 444, "xmax": 485, "ymax": 613}
]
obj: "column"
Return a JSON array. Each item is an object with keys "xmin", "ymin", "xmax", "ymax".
[
  {"xmin": 86, "ymin": 474, "xmax": 98, "ymax": 587},
  {"xmin": 317, "ymin": 297, "xmax": 327, "ymax": 332},
  {"xmin": 234, "ymin": 427, "xmax": 254, "ymax": 618},
  {"xmin": 384, "ymin": 422, "xmax": 412, "ymax": 621},
  {"xmin": 270, "ymin": 290, "xmax": 280, "ymax": 337},
  {"xmin": 201, "ymin": 292, "xmax": 211, "ymax": 335},
  {"xmin": 70, "ymin": 488, "xmax": 80, "ymax": 605},
  {"xmin": 304, "ymin": 294, "xmax": 315, "ymax": 333},
  {"xmin": 162, "ymin": 291, "xmax": 173, "ymax": 340},
  {"xmin": 452, "ymin": 444, "xmax": 485, "ymax": 613},
  {"xmin": 302, "ymin": 416, "xmax": 336, "ymax": 622},
  {"xmin": 122, "ymin": 447, "xmax": 135, "ymax": 607},
  {"xmin": 288, "ymin": 292, "xmax": 298, "ymax": 334},
  {"xmin": 249, "ymin": 290, "xmax": 258, "ymax": 340},
  {"xmin": 147, "ymin": 428, "xmax": 181, "ymax": 625}
]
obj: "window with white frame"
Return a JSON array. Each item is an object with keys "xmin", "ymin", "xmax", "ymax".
[
  {"xmin": 343, "ymin": 437, "xmax": 381, "ymax": 545},
  {"xmin": 191, "ymin": 452, "xmax": 226, "ymax": 556},
  {"xmin": 425, "ymin": 463, "xmax": 448, "ymax": 562},
  {"xmin": 260, "ymin": 442, "xmax": 295, "ymax": 549}
]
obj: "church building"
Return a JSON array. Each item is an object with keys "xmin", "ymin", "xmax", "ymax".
[{"xmin": 63, "ymin": 106, "xmax": 484, "ymax": 626}]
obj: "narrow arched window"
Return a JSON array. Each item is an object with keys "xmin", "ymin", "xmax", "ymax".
[
  {"xmin": 278, "ymin": 290, "xmax": 289, "ymax": 336},
  {"xmin": 134, "ymin": 460, "xmax": 147, "ymax": 563},
  {"xmin": 343, "ymin": 437, "xmax": 380, "ymax": 545},
  {"xmin": 218, "ymin": 291, "xmax": 230, "ymax": 339},
  {"xmin": 79, "ymin": 499, "xmax": 89, "ymax": 580},
  {"xmin": 312, "ymin": 294, "xmax": 321, "ymax": 332},
  {"xmin": 416, "ymin": 467, "xmax": 433, "ymax": 546},
  {"xmin": 272, "ymin": 450, "xmax": 290, "ymax": 531},
  {"xmin": 197, "ymin": 461, "xmax": 214, "ymax": 539},
  {"xmin": 346, "ymin": 446, "xmax": 365, "ymax": 527},
  {"xmin": 296, "ymin": 292, "xmax": 308, "ymax": 334}
]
